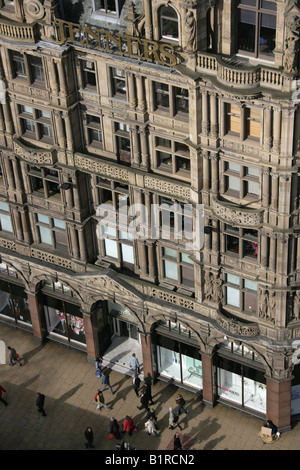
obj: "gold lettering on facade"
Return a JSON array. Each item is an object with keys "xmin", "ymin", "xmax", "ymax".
[{"xmin": 48, "ymin": 19, "xmax": 177, "ymax": 66}]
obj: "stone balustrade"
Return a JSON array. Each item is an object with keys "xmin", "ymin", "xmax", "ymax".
[
  {"xmin": 197, "ymin": 52, "xmax": 285, "ymax": 91},
  {"xmin": 0, "ymin": 18, "xmax": 38, "ymax": 43}
]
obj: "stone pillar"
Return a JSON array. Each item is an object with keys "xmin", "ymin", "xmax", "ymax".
[
  {"xmin": 131, "ymin": 125, "xmax": 140, "ymax": 166},
  {"xmin": 136, "ymin": 75, "xmax": 146, "ymax": 112},
  {"xmin": 26, "ymin": 291, "xmax": 47, "ymax": 343},
  {"xmin": 264, "ymin": 106, "xmax": 272, "ymax": 151},
  {"xmin": 202, "ymin": 353, "xmax": 215, "ymax": 407},
  {"xmin": 202, "ymin": 91, "xmax": 209, "ymax": 136},
  {"xmin": 56, "ymin": 58, "xmax": 68, "ymax": 97},
  {"xmin": 140, "ymin": 332, "xmax": 155, "ymax": 379},
  {"xmin": 144, "ymin": 0, "xmax": 153, "ymax": 40},
  {"xmin": 128, "ymin": 73, "xmax": 137, "ymax": 109},
  {"xmin": 266, "ymin": 376, "xmax": 291, "ymax": 431},
  {"xmin": 140, "ymin": 127, "xmax": 149, "ymax": 169},
  {"xmin": 273, "ymin": 108, "xmax": 281, "ymax": 152},
  {"xmin": 210, "ymin": 93, "xmax": 218, "ymax": 138},
  {"xmin": 82, "ymin": 311, "xmax": 97, "ymax": 360}
]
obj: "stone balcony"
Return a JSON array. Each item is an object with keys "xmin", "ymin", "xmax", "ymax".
[
  {"xmin": 0, "ymin": 17, "xmax": 38, "ymax": 43},
  {"xmin": 197, "ymin": 53, "xmax": 285, "ymax": 92}
]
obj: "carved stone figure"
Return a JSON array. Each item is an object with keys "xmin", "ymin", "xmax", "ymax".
[
  {"xmin": 185, "ymin": 11, "xmax": 196, "ymax": 52},
  {"xmin": 283, "ymin": 13, "xmax": 300, "ymax": 74}
]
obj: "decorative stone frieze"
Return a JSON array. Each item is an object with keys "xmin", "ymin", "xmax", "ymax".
[
  {"xmin": 13, "ymin": 139, "xmax": 56, "ymax": 165},
  {"xmin": 212, "ymin": 196, "xmax": 263, "ymax": 226},
  {"xmin": 215, "ymin": 310, "xmax": 260, "ymax": 337}
]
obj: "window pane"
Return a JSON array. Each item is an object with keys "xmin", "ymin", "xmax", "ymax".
[
  {"xmin": 227, "ymin": 286, "xmax": 240, "ymax": 307},
  {"xmin": 39, "ymin": 226, "xmax": 52, "ymax": 245},
  {"xmin": 105, "ymin": 238, "xmax": 118, "ymax": 258},
  {"xmin": 164, "ymin": 247, "xmax": 177, "ymax": 258},
  {"xmin": 37, "ymin": 213, "xmax": 49, "ymax": 224},
  {"xmin": 121, "ymin": 244, "xmax": 134, "ymax": 264},
  {"xmin": 228, "ymin": 176, "xmax": 240, "ymax": 191},
  {"xmin": 53, "ymin": 219, "xmax": 65, "ymax": 230},
  {"xmin": 0, "ymin": 214, "xmax": 12, "ymax": 232},
  {"xmin": 0, "ymin": 202, "xmax": 9, "ymax": 212},
  {"xmin": 259, "ymin": 13, "xmax": 276, "ymax": 55},
  {"xmin": 238, "ymin": 10, "xmax": 256, "ymax": 52},
  {"xmin": 244, "ymin": 279, "xmax": 257, "ymax": 291},
  {"xmin": 227, "ymin": 274, "xmax": 240, "ymax": 285},
  {"xmin": 228, "ymin": 162, "xmax": 240, "ymax": 172},
  {"xmin": 164, "ymin": 260, "xmax": 178, "ymax": 280}
]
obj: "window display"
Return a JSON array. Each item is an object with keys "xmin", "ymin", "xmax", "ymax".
[
  {"xmin": 156, "ymin": 335, "xmax": 202, "ymax": 389},
  {"xmin": 217, "ymin": 357, "xmax": 266, "ymax": 413},
  {"xmin": 43, "ymin": 295, "xmax": 86, "ymax": 346},
  {"xmin": 0, "ymin": 280, "xmax": 31, "ymax": 325}
]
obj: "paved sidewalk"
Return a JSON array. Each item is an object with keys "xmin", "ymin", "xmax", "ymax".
[{"xmin": 0, "ymin": 322, "xmax": 300, "ymax": 452}]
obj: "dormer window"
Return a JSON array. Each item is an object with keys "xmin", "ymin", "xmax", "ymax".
[
  {"xmin": 159, "ymin": 5, "xmax": 179, "ymax": 41},
  {"xmin": 92, "ymin": 0, "xmax": 125, "ymax": 18}
]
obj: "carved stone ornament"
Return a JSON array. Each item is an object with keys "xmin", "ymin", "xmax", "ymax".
[
  {"xmin": 283, "ymin": 3, "xmax": 300, "ymax": 74},
  {"xmin": 13, "ymin": 138, "xmax": 55, "ymax": 165},
  {"xmin": 183, "ymin": 0, "xmax": 198, "ymax": 7},
  {"xmin": 212, "ymin": 197, "xmax": 263, "ymax": 227},
  {"xmin": 24, "ymin": 0, "xmax": 45, "ymax": 21},
  {"xmin": 216, "ymin": 310, "xmax": 260, "ymax": 337}
]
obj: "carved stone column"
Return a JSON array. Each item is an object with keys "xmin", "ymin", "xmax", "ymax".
[
  {"xmin": 201, "ymin": 91, "xmax": 209, "ymax": 136},
  {"xmin": 202, "ymin": 353, "xmax": 216, "ymax": 408},
  {"xmin": 266, "ymin": 376, "xmax": 292, "ymax": 431},
  {"xmin": 264, "ymin": 106, "xmax": 272, "ymax": 151},
  {"xmin": 131, "ymin": 125, "xmax": 140, "ymax": 166},
  {"xmin": 56, "ymin": 58, "xmax": 68, "ymax": 97},
  {"xmin": 210, "ymin": 93, "xmax": 218, "ymax": 138},
  {"xmin": 136, "ymin": 75, "xmax": 146, "ymax": 112},
  {"xmin": 128, "ymin": 72, "xmax": 137, "ymax": 109},
  {"xmin": 273, "ymin": 108, "xmax": 281, "ymax": 152},
  {"xmin": 140, "ymin": 127, "xmax": 149, "ymax": 169},
  {"xmin": 26, "ymin": 290, "xmax": 47, "ymax": 343},
  {"xmin": 144, "ymin": 0, "xmax": 153, "ymax": 40}
]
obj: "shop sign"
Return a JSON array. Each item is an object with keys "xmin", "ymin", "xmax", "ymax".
[{"xmin": 48, "ymin": 19, "xmax": 178, "ymax": 67}]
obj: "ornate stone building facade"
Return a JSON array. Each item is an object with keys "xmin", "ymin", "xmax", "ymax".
[{"xmin": 0, "ymin": 0, "xmax": 299, "ymax": 430}]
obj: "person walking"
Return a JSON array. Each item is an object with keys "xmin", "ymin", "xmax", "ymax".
[
  {"xmin": 36, "ymin": 392, "xmax": 46, "ymax": 416},
  {"xmin": 84, "ymin": 427, "xmax": 94, "ymax": 448},
  {"xmin": 132, "ymin": 374, "xmax": 141, "ymax": 397},
  {"xmin": 173, "ymin": 432, "xmax": 183, "ymax": 450},
  {"xmin": 101, "ymin": 370, "xmax": 114, "ymax": 394},
  {"xmin": 137, "ymin": 391, "xmax": 149, "ymax": 411},
  {"xmin": 175, "ymin": 393, "xmax": 187, "ymax": 415},
  {"xmin": 145, "ymin": 416, "xmax": 158, "ymax": 437},
  {"xmin": 95, "ymin": 390, "xmax": 110, "ymax": 411},
  {"xmin": 143, "ymin": 373, "xmax": 154, "ymax": 405},
  {"xmin": 7, "ymin": 346, "xmax": 22, "ymax": 367},
  {"xmin": 95, "ymin": 356, "xmax": 103, "ymax": 370},
  {"xmin": 168, "ymin": 407, "xmax": 182, "ymax": 430},
  {"xmin": 129, "ymin": 353, "xmax": 140, "ymax": 374},
  {"xmin": 0, "ymin": 385, "xmax": 8, "ymax": 407},
  {"xmin": 122, "ymin": 415, "xmax": 135, "ymax": 436},
  {"xmin": 110, "ymin": 417, "xmax": 121, "ymax": 439}
]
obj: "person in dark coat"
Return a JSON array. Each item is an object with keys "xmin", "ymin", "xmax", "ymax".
[
  {"xmin": 84, "ymin": 427, "xmax": 94, "ymax": 448},
  {"xmin": 0, "ymin": 385, "xmax": 8, "ymax": 406},
  {"xmin": 110, "ymin": 417, "xmax": 121, "ymax": 439},
  {"xmin": 36, "ymin": 392, "xmax": 46, "ymax": 416},
  {"xmin": 143, "ymin": 373, "xmax": 154, "ymax": 405},
  {"xmin": 173, "ymin": 432, "xmax": 183, "ymax": 450},
  {"xmin": 101, "ymin": 370, "xmax": 114, "ymax": 394},
  {"xmin": 7, "ymin": 346, "xmax": 22, "ymax": 366},
  {"xmin": 137, "ymin": 392, "xmax": 149, "ymax": 411},
  {"xmin": 132, "ymin": 374, "xmax": 141, "ymax": 397}
]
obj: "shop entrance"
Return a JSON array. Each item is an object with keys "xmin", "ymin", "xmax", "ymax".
[{"xmin": 112, "ymin": 317, "xmax": 139, "ymax": 341}]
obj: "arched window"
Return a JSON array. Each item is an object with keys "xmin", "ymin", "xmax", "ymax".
[{"xmin": 159, "ymin": 5, "xmax": 179, "ymax": 41}]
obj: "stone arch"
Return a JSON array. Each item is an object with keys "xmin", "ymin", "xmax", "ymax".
[
  {"xmin": 0, "ymin": 258, "xmax": 29, "ymax": 289},
  {"xmin": 29, "ymin": 272, "xmax": 84, "ymax": 305}
]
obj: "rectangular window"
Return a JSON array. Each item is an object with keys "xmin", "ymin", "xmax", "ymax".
[
  {"xmin": 11, "ymin": 51, "xmax": 26, "ymax": 79},
  {"xmin": 155, "ymin": 137, "xmax": 190, "ymax": 177},
  {"xmin": 112, "ymin": 68, "xmax": 126, "ymax": 97},
  {"xmin": 102, "ymin": 225, "xmax": 134, "ymax": 267},
  {"xmin": 225, "ymin": 273, "xmax": 257, "ymax": 314},
  {"xmin": 161, "ymin": 246, "xmax": 194, "ymax": 290},
  {"xmin": 223, "ymin": 161, "xmax": 260, "ymax": 199},
  {"xmin": 29, "ymin": 167, "xmax": 61, "ymax": 199},
  {"xmin": 29, "ymin": 56, "xmax": 45, "ymax": 83},
  {"xmin": 115, "ymin": 122, "xmax": 131, "ymax": 164},
  {"xmin": 225, "ymin": 225, "xmax": 258, "ymax": 260},
  {"xmin": 226, "ymin": 103, "xmax": 241, "ymax": 136},
  {"xmin": 153, "ymin": 81, "xmax": 189, "ymax": 118},
  {"xmin": 36, "ymin": 213, "xmax": 68, "ymax": 252},
  {"xmin": 86, "ymin": 114, "xmax": 102, "ymax": 147},
  {"xmin": 0, "ymin": 202, "xmax": 13, "ymax": 233},
  {"xmin": 246, "ymin": 107, "xmax": 261, "ymax": 140},
  {"xmin": 81, "ymin": 60, "xmax": 97, "ymax": 88},
  {"xmin": 18, "ymin": 105, "xmax": 53, "ymax": 143},
  {"xmin": 94, "ymin": 0, "xmax": 119, "ymax": 15}
]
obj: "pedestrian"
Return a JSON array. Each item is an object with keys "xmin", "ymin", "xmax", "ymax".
[
  {"xmin": 145, "ymin": 416, "xmax": 158, "ymax": 437},
  {"xmin": 122, "ymin": 415, "xmax": 134, "ymax": 436},
  {"xmin": 175, "ymin": 393, "xmax": 187, "ymax": 415},
  {"xmin": 95, "ymin": 356, "xmax": 103, "ymax": 370},
  {"xmin": 146, "ymin": 408, "xmax": 159, "ymax": 429},
  {"xmin": 143, "ymin": 373, "xmax": 154, "ymax": 404},
  {"xmin": 7, "ymin": 346, "xmax": 22, "ymax": 367},
  {"xmin": 132, "ymin": 374, "xmax": 141, "ymax": 397},
  {"xmin": 0, "ymin": 385, "xmax": 8, "ymax": 407},
  {"xmin": 101, "ymin": 370, "xmax": 114, "ymax": 394},
  {"xmin": 173, "ymin": 432, "xmax": 183, "ymax": 450},
  {"xmin": 137, "ymin": 391, "xmax": 149, "ymax": 411},
  {"xmin": 36, "ymin": 392, "xmax": 46, "ymax": 416},
  {"xmin": 129, "ymin": 353, "xmax": 140, "ymax": 374},
  {"xmin": 95, "ymin": 390, "xmax": 110, "ymax": 411},
  {"xmin": 168, "ymin": 407, "xmax": 182, "ymax": 430},
  {"xmin": 84, "ymin": 426, "xmax": 94, "ymax": 448},
  {"xmin": 143, "ymin": 381, "xmax": 154, "ymax": 405},
  {"xmin": 110, "ymin": 417, "xmax": 121, "ymax": 439}
]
